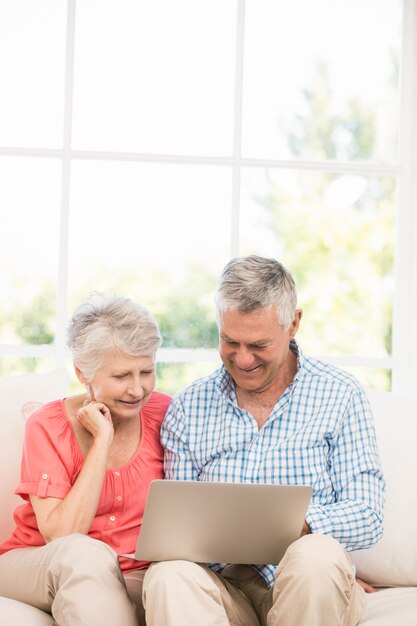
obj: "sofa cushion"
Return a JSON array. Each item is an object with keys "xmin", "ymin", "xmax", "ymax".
[
  {"xmin": 360, "ymin": 587, "xmax": 417, "ymax": 626},
  {"xmin": 350, "ymin": 391, "xmax": 417, "ymax": 588},
  {"xmin": 0, "ymin": 597, "xmax": 53, "ymax": 625},
  {"xmin": 0, "ymin": 369, "xmax": 70, "ymax": 541}
]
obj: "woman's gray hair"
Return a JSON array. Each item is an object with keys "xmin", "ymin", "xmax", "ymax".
[
  {"xmin": 215, "ymin": 255, "xmax": 297, "ymax": 330},
  {"xmin": 66, "ymin": 293, "xmax": 162, "ymax": 380}
]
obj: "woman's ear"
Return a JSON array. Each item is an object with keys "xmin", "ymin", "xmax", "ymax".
[
  {"xmin": 74, "ymin": 366, "xmax": 95, "ymax": 400},
  {"xmin": 74, "ymin": 366, "xmax": 86, "ymax": 384}
]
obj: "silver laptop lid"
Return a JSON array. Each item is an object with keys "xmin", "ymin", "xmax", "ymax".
[{"xmin": 135, "ymin": 480, "xmax": 312, "ymax": 565}]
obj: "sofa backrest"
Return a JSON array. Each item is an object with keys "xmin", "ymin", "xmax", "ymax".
[
  {"xmin": 350, "ymin": 390, "xmax": 417, "ymax": 587},
  {"xmin": 0, "ymin": 369, "xmax": 70, "ymax": 541}
]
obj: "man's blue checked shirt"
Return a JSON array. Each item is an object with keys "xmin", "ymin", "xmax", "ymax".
[{"xmin": 161, "ymin": 340, "xmax": 385, "ymax": 588}]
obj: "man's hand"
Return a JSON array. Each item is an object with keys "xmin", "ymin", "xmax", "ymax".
[
  {"xmin": 356, "ymin": 578, "xmax": 379, "ymax": 593},
  {"xmin": 300, "ymin": 520, "xmax": 312, "ymax": 537}
]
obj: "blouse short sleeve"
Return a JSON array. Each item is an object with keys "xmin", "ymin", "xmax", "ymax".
[{"xmin": 17, "ymin": 400, "xmax": 80, "ymax": 501}]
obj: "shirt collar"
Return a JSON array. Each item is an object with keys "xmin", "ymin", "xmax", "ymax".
[
  {"xmin": 290, "ymin": 337, "xmax": 303, "ymax": 382},
  {"xmin": 216, "ymin": 364, "xmax": 234, "ymax": 397}
]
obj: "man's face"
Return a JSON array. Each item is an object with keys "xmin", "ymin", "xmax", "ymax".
[{"xmin": 218, "ymin": 307, "xmax": 301, "ymax": 394}]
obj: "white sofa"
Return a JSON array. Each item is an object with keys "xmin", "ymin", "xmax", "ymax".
[
  {"xmin": 0, "ymin": 370, "xmax": 71, "ymax": 625},
  {"xmin": 0, "ymin": 371, "xmax": 416, "ymax": 625}
]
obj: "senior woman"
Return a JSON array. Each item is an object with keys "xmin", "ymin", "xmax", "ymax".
[{"xmin": 0, "ymin": 293, "xmax": 171, "ymax": 626}]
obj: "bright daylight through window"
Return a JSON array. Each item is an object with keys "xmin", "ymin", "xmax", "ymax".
[{"xmin": 1, "ymin": 0, "xmax": 414, "ymax": 395}]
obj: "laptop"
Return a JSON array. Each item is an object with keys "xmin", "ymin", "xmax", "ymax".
[{"xmin": 129, "ymin": 480, "xmax": 312, "ymax": 565}]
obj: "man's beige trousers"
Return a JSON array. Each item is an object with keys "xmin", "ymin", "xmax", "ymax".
[{"xmin": 143, "ymin": 534, "xmax": 366, "ymax": 626}]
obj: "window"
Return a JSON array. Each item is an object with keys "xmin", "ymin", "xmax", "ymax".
[{"xmin": 2, "ymin": 0, "xmax": 415, "ymax": 396}]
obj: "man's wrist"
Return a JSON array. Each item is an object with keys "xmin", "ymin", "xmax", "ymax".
[{"xmin": 300, "ymin": 520, "xmax": 312, "ymax": 537}]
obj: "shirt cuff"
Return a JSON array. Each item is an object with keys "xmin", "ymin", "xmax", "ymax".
[
  {"xmin": 305, "ymin": 503, "xmax": 334, "ymax": 536},
  {"xmin": 16, "ymin": 478, "xmax": 69, "ymax": 499}
]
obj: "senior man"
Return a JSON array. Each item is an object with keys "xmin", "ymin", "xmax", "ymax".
[{"xmin": 143, "ymin": 255, "xmax": 384, "ymax": 626}]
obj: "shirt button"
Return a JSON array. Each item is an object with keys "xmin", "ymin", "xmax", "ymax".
[
  {"xmin": 114, "ymin": 471, "xmax": 120, "ymax": 477},
  {"xmin": 109, "ymin": 515, "xmax": 116, "ymax": 521},
  {"xmin": 42, "ymin": 473, "xmax": 48, "ymax": 479},
  {"xmin": 116, "ymin": 496, "xmax": 122, "ymax": 501}
]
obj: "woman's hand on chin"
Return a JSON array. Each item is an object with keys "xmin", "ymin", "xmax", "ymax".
[{"xmin": 77, "ymin": 400, "xmax": 114, "ymax": 443}]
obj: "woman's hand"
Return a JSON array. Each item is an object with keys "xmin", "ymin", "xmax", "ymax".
[
  {"xmin": 77, "ymin": 400, "xmax": 114, "ymax": 443},
  {"xmin": 356, "ymin": 577, "xmax": 379, "ymax": 593}
]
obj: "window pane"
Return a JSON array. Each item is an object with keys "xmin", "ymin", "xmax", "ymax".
[
  {"xmin": 0, "ymin": 357, "xmax": 56, "ymax": 377},
  {"xmin": 73, "ymin": 0, "xmax": 236, "ymax": 155},
  {"xmin": 0, "ymin": 1, "xmax": 66, "ymax": 148},
  {"xmin": 243, "ymin": 0, "xmax": 401, "ymax": 162},
  {"xmin": 156, "ymin": 361, "xmax": 220, "ymax": 396},
  {"xmin": 68, "ymin": 161, "xmax": 231, "ymax": 348},
  {"xmin": 342, "ymin": 366, "xmax": 391, "ymax": 393},
  {"xmin": 0, "ymin": 157, "xmax": 61, "ymax": 344},
  {"xmin": 240, "ymin": 168, "xmax": 395, "ymax": 359}
]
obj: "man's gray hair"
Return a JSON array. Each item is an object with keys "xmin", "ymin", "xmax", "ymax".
[
  {"xmin": 215, "ymin": 255, "xmax": 297, "ymax": 330},
  {"xmin": 66, "ymin": 292, "xmax": 162, "ymax": 380}
]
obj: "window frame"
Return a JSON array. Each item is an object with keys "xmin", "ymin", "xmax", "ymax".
[{"xmin": 0, "ymin": 0, "xmax": 415, "ymax": 395}]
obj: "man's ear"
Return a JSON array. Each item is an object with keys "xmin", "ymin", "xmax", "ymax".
[{"xmin": 289, "ymin": 309, "xmax": 303, "ymax": 338}]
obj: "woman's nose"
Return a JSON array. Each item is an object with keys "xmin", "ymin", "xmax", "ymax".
[{"xmin": 127, "ymin": 377, "xmax": 143, "ymax": 396}]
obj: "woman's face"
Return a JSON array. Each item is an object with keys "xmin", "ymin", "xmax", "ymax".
[{"xmin": 83, "ymin": 350, "xmax": 156, "ymax": 421}]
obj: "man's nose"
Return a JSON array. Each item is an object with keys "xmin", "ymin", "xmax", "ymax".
[{"xmin": 234, "ymin": 348, "xmax": 256, "ymax": 370}]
